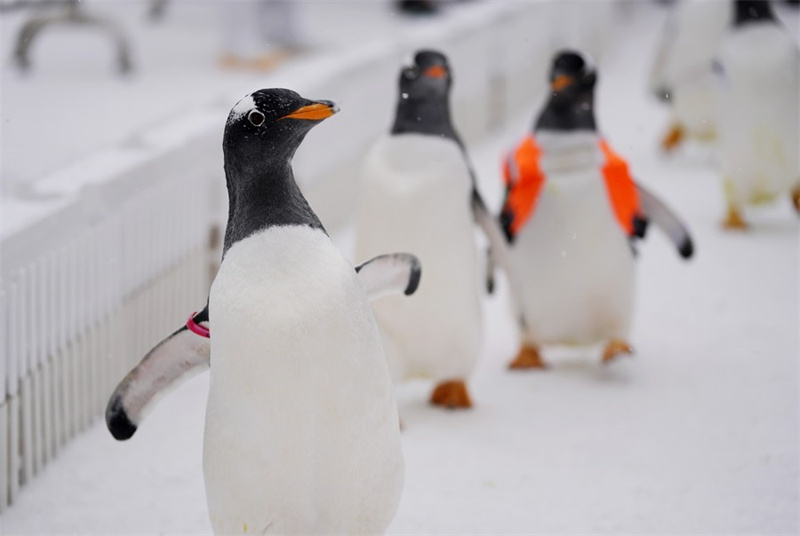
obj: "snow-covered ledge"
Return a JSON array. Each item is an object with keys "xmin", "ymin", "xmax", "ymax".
[{"xmin": 0, "ymin": 1, "xmax": 620, "ymax": 511}]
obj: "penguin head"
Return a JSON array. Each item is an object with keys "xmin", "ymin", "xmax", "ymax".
[
  {"xmin": 223, "ymin": 88, "xmax": 338, "ymax": 162},
  {"xmin": 535, "ymin": 50, "xmax": 598, "ymax": 133},
  {"xmin": 733, "ymin": 0, "xmax": 776, "ymax": 26},
  {"xmin": 391, "ymin": 49, "xmax": 461, "ymax": 139},
  {"xmin": 398, "ymin": 50, "xmax": 452, "ymax": 102},
  {"xmin": 548, "ymin": 50, "xmax": 597, "ymax": 103}
]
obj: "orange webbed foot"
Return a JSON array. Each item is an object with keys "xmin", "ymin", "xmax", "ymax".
[
  {"xmin": 661, "ymin": 124, "xmax": 684, "ymax": 152},
  {"xmin": 602, "ymin": 339, "xmax": 633, "ymax": 364},
  {"xmin": 722, "ymin": 207, "xmax": 748, "ymax": 230},
  {"xmin": 430, "ymin": 380, "xmax": 472, "ymax": 409},
  {"xmin": 508, "ymin": 344, "xmax": 547, "ymax": 370}
]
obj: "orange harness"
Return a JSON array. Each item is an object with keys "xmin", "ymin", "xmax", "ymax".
[{"xmin": 501, "ymin": 135, "xmax": 641, "ymax": 238}]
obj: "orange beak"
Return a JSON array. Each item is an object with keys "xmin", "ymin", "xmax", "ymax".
[
  {"xmin": 551, "ymin": 74, "xmax": 574, "ymax": 91},
  {"xmin": 280, "ymin": 102, "xmax": 338, "ymax": 121},
  {"xmin": 423, "ymin": 65, "xmax": 448, "ymax": 79}
]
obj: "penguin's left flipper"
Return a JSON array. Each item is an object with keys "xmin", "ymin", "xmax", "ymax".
[
  {"xmin": 106, "ymin": 307, "xmax": 210, "ymax": 441},
  {"xmin": 470, "ymin": 190, "xmax": 513, "ymax": 294},
  {"xmin": 356, "ymin": 253, "xmax": 422, "ymax": 301},
  {"xmin": 636, "ymin": 183, "xmax": 695, "ymax": 259}
]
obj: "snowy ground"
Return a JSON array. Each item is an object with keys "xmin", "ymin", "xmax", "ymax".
[{"xmin": 1, "ymin": 3, "xmax": 798, "ymax": 535}]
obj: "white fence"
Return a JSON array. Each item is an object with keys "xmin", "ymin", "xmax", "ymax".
[{"xmin": 0, "ymin": 1, "xmax": 620, "ymax": 511}]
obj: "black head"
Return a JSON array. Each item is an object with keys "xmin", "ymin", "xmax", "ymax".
[
  {"xmin": 221, "ymin": 89, "xmax": 337, "ymax": 252},
  {"xmin": 223, "ymin": 88, "xmax": 338, "ymax": 165},
  {"xmin": 535, "ymin": 50, "xmax": 598, "ymax": 132},
  {"xmin": 398, "ymin": 50, "xmax": 453, "ymax": 101},
  {"xmin": 391, "ymin": 50, "xmax": 460, "ymax": 141},
  {"xmin": 733, "ymin": 0, "xmax": 776, "ymax": 26}
]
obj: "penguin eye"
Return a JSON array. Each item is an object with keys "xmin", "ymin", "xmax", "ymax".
[
  {"xmin": 403, "ymin": 68, "xmax": 419, "ymax": 80},
  {"xmin": 248, "ymin": 110, "xmax": 265, "ymax": 127}
]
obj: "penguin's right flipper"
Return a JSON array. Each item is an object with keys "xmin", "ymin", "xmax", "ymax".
[
  {"xmin": 355, "ymin": 253, "xmax": 421, "ymax": 301},
  {"xmin": 106, "ymin": 307, "xmax": 210, "ymax": 441},
  {"xmin": 636, "ymin": 183, "xmax": 694, "ymax": 259}
]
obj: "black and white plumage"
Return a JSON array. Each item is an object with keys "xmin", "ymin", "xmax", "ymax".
[
  {"xmin": 649, "ymin": 0, "xmax": 730, "ymax": 148},
  {"xmin": 500, "ymin": 51, "xmax": 693, "ymax": 367},
  {"xmin": 356, "ymin": 50, "xmax": 505, "ymax": 408},
  {"xmin": 106, "ymin": 89, "xmax": 418, "ymax": 534},
  {"xmin": 716, "ymin": 0, "xmax": 800, "ymax": 227}
]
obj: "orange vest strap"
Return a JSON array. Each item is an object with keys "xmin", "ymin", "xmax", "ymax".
[
  {"xmin": 502, "ymin": 135, "xmax": 545, "ymax": 237},
  {"xmin": 599, "ymin": 140, "xmax": 641, "ymax": 235},
  {"xmin": 500, "ymin": 136, "xmax": 641, "ymax": 236}
]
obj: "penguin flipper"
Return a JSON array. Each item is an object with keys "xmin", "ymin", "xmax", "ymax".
[
  {"xmin": 106, "ymin": 307, "xmax": 210, "ymax": 441},
  {"xmin": 470, "ymin": 190, "xmax": 513, "ymax": 294},
  {"xmin": 356, "ymin": 253, "xmax": 421, "ymax": 301},
  {"xmin": 636, "ymin": 183, "xmax": 694, "ymax": 259}
]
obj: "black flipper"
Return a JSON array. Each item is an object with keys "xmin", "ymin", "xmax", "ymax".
[
  {"xmin": 355, "ymin": 253, "xmax": 422, "ymax": 300},
  {"xmin": 636, "ymin": 183, "xmax": 694, "ymax": 259},
  {"xmin": 106, "ymin": 306, "xmax": 210, "ymax": 441},
  {"xmin": 470, "ymin": 190, "xmax": 517, "ymax": 294}
]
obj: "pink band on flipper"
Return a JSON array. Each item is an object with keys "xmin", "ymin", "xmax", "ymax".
[{"xmin": 186, "ymin": 312, "xmax": 210, "ymax": 338}]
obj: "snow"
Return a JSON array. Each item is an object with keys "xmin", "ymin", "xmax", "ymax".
[{"xmin": 1, "ymin": 3, "xmax": 798, "ymax": 535}]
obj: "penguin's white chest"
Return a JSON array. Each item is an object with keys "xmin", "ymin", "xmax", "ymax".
[
  {"xmin": 655, "ymin": 0, "xmax": 730, "ymax": 137},
  {"xmin": 511, "ymin": 161, "xmax": 635, "ymax": 346},
  {"xmin": 204, "ymin": 226, "xmax": 403, "ymax": 535},
  {"xmin": 717, "ymin": 25, "xmax": 800, "ymax": 204},
  {"xmin": 355, "ymin": 134, "xmax": 481, "ymax": 381}
]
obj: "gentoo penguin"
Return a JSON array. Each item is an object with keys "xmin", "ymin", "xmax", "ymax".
[
  {"xmin": 649, "ymin": 0, "xmax": 731, "ymax": 151},
  {"xmin": 715, "ymin": 0, "xmax": 800, "ymax": 229},
  {"xmin": 500, "ymin": 51, "xmax": 694, "ymax": 368},
  {"xmin": 106, "ymin": 89, "xmax": 423, "ymax": 534},
  {"xmin": 395, "ymin": 0, "xmax": 439, "ymax": 15},
  {"xmin": 355, "ymin": 50, "xmax": 507, "ymax": 409}
]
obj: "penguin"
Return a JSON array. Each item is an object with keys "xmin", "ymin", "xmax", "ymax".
[
  {"xmin": 354, "ymin": 50, "xmax": 508, "ymax": 409},
  {"xmin": 649, "ymin": 0, "xmax": 731, "ymax": 151},
  {"xmin": 499, "ymin": 51, "xmax": 694, "ymax": 369},
  {"xmin": 395, "ymin": 0, "xmax": 439, "ymax": 15},
  {"xmin": 715, "ymin": 0, "xmax": 800, "ymax": 229},
  {"xmin": 106, "ymin": 89, "xmax": 423, "ymax": 534}
]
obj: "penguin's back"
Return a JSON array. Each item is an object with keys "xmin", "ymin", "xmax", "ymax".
[
  {"xmin": 718, "ymin": 24, "xmax": 799, "ymax": 202},
  {"xmin": 355, "ymin": 134, "xmax": 481, "ymax": 380},
  {"xmin": 205, "ymin": 226, "xmax": 403, "ymax": 534}
]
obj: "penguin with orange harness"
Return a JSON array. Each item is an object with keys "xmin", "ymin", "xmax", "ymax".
[{"xmin": 499, "ymin": 51, "xmax": 694, "ymax": 369}]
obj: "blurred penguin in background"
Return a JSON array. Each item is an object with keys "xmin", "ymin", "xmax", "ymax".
[
  {"xmin": 499, "ymin": 50, "xmax": 694, "ymax": 369},
  {"xmin": 649, "ymin": 0, "xmax": 731, "ymax": 152},
  {"xmin": 219, "ymin": 1, "xmax": 306, "ymax": 70},
  {"xmin": 355, "ymin": 50, "xmax": 508, "ymax": 410},
  {"xmin": 715, "ymin": 0, "xmax": 800, "ymax": 229},
  {"xmin": 393, "ymin": 0, "xmax": 479, "ymax": 16},
  {"xmin": 395, "ymin": 0, "xmax": 439, "ymax": 15}
]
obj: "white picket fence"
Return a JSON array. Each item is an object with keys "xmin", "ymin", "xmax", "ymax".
[{"xmin": 0, "ymin": 0, "xmax": 621, "ymax": 512}]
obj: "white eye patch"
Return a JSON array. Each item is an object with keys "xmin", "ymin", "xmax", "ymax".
[
  {"xmin": 227, "ymin": 94, "xmax": 256, "ymax": 125},
  {"xmin": 581, "ymin": 52, "xmax": 597, "ymax": 75}
]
